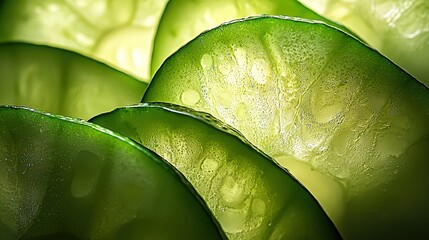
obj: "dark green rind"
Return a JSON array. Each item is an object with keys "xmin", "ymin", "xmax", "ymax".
[
  {"xmin": 0, "ymin": 106, "xmax": 226, "ymax": 240},
  {"xmin": 0, "ymin": 42, "xmax": 146, "ymax": 120},
  {"xmin": 91, "ymin": 102, "xmax": 342, "ymax": 240}
]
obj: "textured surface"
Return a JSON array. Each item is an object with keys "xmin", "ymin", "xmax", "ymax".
[
  {"xmin": 91, "ymin": 102, "xmax": 341, "ymax": 240},
  {"xmin": 0, "ymin": 0, "xmax": 168, "ymax": 82},
  {"xmin": 150, "ymin": 0, "xmax": 350, "ymax": 77},
  {"xmin": 0, "ymin": 42, "xmax": 146, "ymax": 120},
  {"xmin": 300, "ymin": 0, "xmax": 429, "ymax": 86},
  {"xmin": 0, "ymin": 106, "xmax": 225, "ymax": 240},
  {"xmin": 144, "ymin": 16, "xmax": 429, "ymax": 239}
]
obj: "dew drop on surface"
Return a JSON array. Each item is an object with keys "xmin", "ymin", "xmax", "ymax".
[
  {"xmin": 200, "ymin": 53, "xmax": 213, "ymax": 69},
  {"xmin": 251, "ymin": 58, "xmax": 271, "ymax": 84},
  {"xmin": 71, "ymin": 150, "xmax": 102, "ymax": 198},
  {"xmin": 181, "ymin": 89, "xmax": 200, "ymax": 106},
  {"xmin": 220, "ymin": 176, "xmax": 245, "ymax": 205}
]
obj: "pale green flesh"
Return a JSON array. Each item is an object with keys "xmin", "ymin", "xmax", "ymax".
[
  {"xmin": 274, "ymin": 154, "xmax": 346, "ymax": 225},
  {"xmin": 0, "ymin": 42, "xmax": 146, "ymax": 120},
  {"xmin": 299, "ymin": 0, "xmax": 429, "ymax": 87},
  {"xmin": 0, "ymin": 106, "xmax": 225, "ymax": 240},
  {"xmin": 91, "ymin": 102, "xmax": 341, "ymax": 240},
  {"xmin": 144, "ymin": 16, "xmax": 429, "ymax": 239},
  {"xmin": 0, "ymin": 0, "xmax": 168, "ymax": 82},
  {"xmin": 150, "ymin": 0, "xmax": 351, "ymax": 77}
]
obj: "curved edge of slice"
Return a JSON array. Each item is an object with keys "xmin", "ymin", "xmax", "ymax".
[
  {"xmin": 0, "ymin": 0, "xmax": 169, "ymax": 82},
  {"xmin": 150, "ymin": 0, "xmax": 358, "ymax": 77},
  {"xmin": 142, "ymin": 15, "xmax": 429, "ymax": 239},
  {"xmin": 0, "ymin": 41, "xmax": 147, "ymax": 120},
  {"xmin": 0, "ymin": 105, "xmax": 226, "ymax": 240},
  {"xmin": 90, "ymin": 102, "xmax": 342, "ymax": 240}
]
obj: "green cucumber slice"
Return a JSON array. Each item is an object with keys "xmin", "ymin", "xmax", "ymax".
[
  {"xmin": 150, "ymin": 0, "xmax": 352, "ymax": 77},
  {"xmin": 0, "ymin": 0, "xmax": 168, "ymax": 82},
  {"xmin": 91, "ymin": 102, "xmax": 341, "ymax": 239},
  {"xmin": 0, "ymin": 42, "xmax": 146, "ymax": 120},
  {"xmin": 0, "ymin": 106, "xmax": 225, "ymax": 240},
  {"xmin": 143, "ymin": 15, "xmax": 429, "ymax": 239},
  {"xmin": 299, "ymin": 0, "xmax": 429, "ymax": 86}
]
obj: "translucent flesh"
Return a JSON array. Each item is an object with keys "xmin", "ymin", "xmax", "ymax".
[
  {"xmin": 0, "ymin": 106, "xmax": 225, "ymax": 239},
  {"xmin": 0, "ymin": 0, "xmax": 168, "ymax": 82},
  {"xmin": 0, "ymin": 42, "xmax": 146, "ymax": 120},
  {"xmin": 150, "ymin": 0, "xmax": 351, "ymax": 77},
  {"xmin": 143, "ymin": 16, "xmax": 429, "ymax": 239},
  {"xmin": 299, "ymin": 0, "xmax": 429, "ymax": 87},
  {"xmin": 91, "ymin": 102, "xmax": 341, "ymax": 240}
]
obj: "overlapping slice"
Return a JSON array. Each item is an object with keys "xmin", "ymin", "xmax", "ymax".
[
  {"xmin": 150, "ymin": 0, "xmax": 351, "ymax": 77},
  {"xmin": 0, "ymin": 42, "xmax": 146, "ymax": 120},
  {"xmin": 0, "ymin": 0, "xmax": 168, "ymax": 82},
  {"xmin": 143, "ymin": 16, "xmax": 429, "ymax": 239},
  {"xmin": 299, "ymin": 0, "xmax": 429, "ymax": 86},
  {"xmin": 0, "ymin": 106, "xmax": 225, "ymax": 240},
  {"xmin": 91, "ymin": 102, "xmax": 341, "ymax": 239}
]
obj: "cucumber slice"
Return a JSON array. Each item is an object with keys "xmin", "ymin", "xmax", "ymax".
[
  {"xmin": 0, "ymin": 106, "xmax": 225, "ymax": 240},
  {"xmin": 299, "ymin": 0, "xmax": 429, "ymax": 86},
  {"xmin": 143, "ymin": 15, "xmax": 429, "ymax": 239},
  {"xmin": 0, "ymin": 42, "xmax": 146, "ymax": 120},
  {"xmin": 0, "ymin": 0, "xmax": 168, "ymax": 82},
  {"xmin": 91, "ymin": 102, "xmax": 341, "ymax": 239},
  {"xmin": 150, "ymin": 0, "xmax": 352, "ymax": 77}
]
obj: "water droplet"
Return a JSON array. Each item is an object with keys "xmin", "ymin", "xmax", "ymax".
[
  {"xmin": 181, "ymin": 89, "xmax": 200, "ymax": 106},
  {"xmin": 251, "ymin": 58, "xmax": 271, "ymax": 84},
  {"xmin": 200, "ymin": 54, "xmax": 213, "ymax": 69},
  {"xmin": 71, "ymin": 150, "xmax": 102, "ymax": 198}
]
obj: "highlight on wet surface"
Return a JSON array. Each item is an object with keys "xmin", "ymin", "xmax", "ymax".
[
  {"xmin": 90, "ymin": 102, "xmax": 341, "ymax": 240},
  {"xmin": 0, "ymin": 106, "xmax": 225, "ymax": 239},
  {"xmin": 143, "ymin": 15, "xmax": 429, "ymax": 239},
  {"xmin": 150, "ymin": 0, "xmax": 351, "ymax": 77}
]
